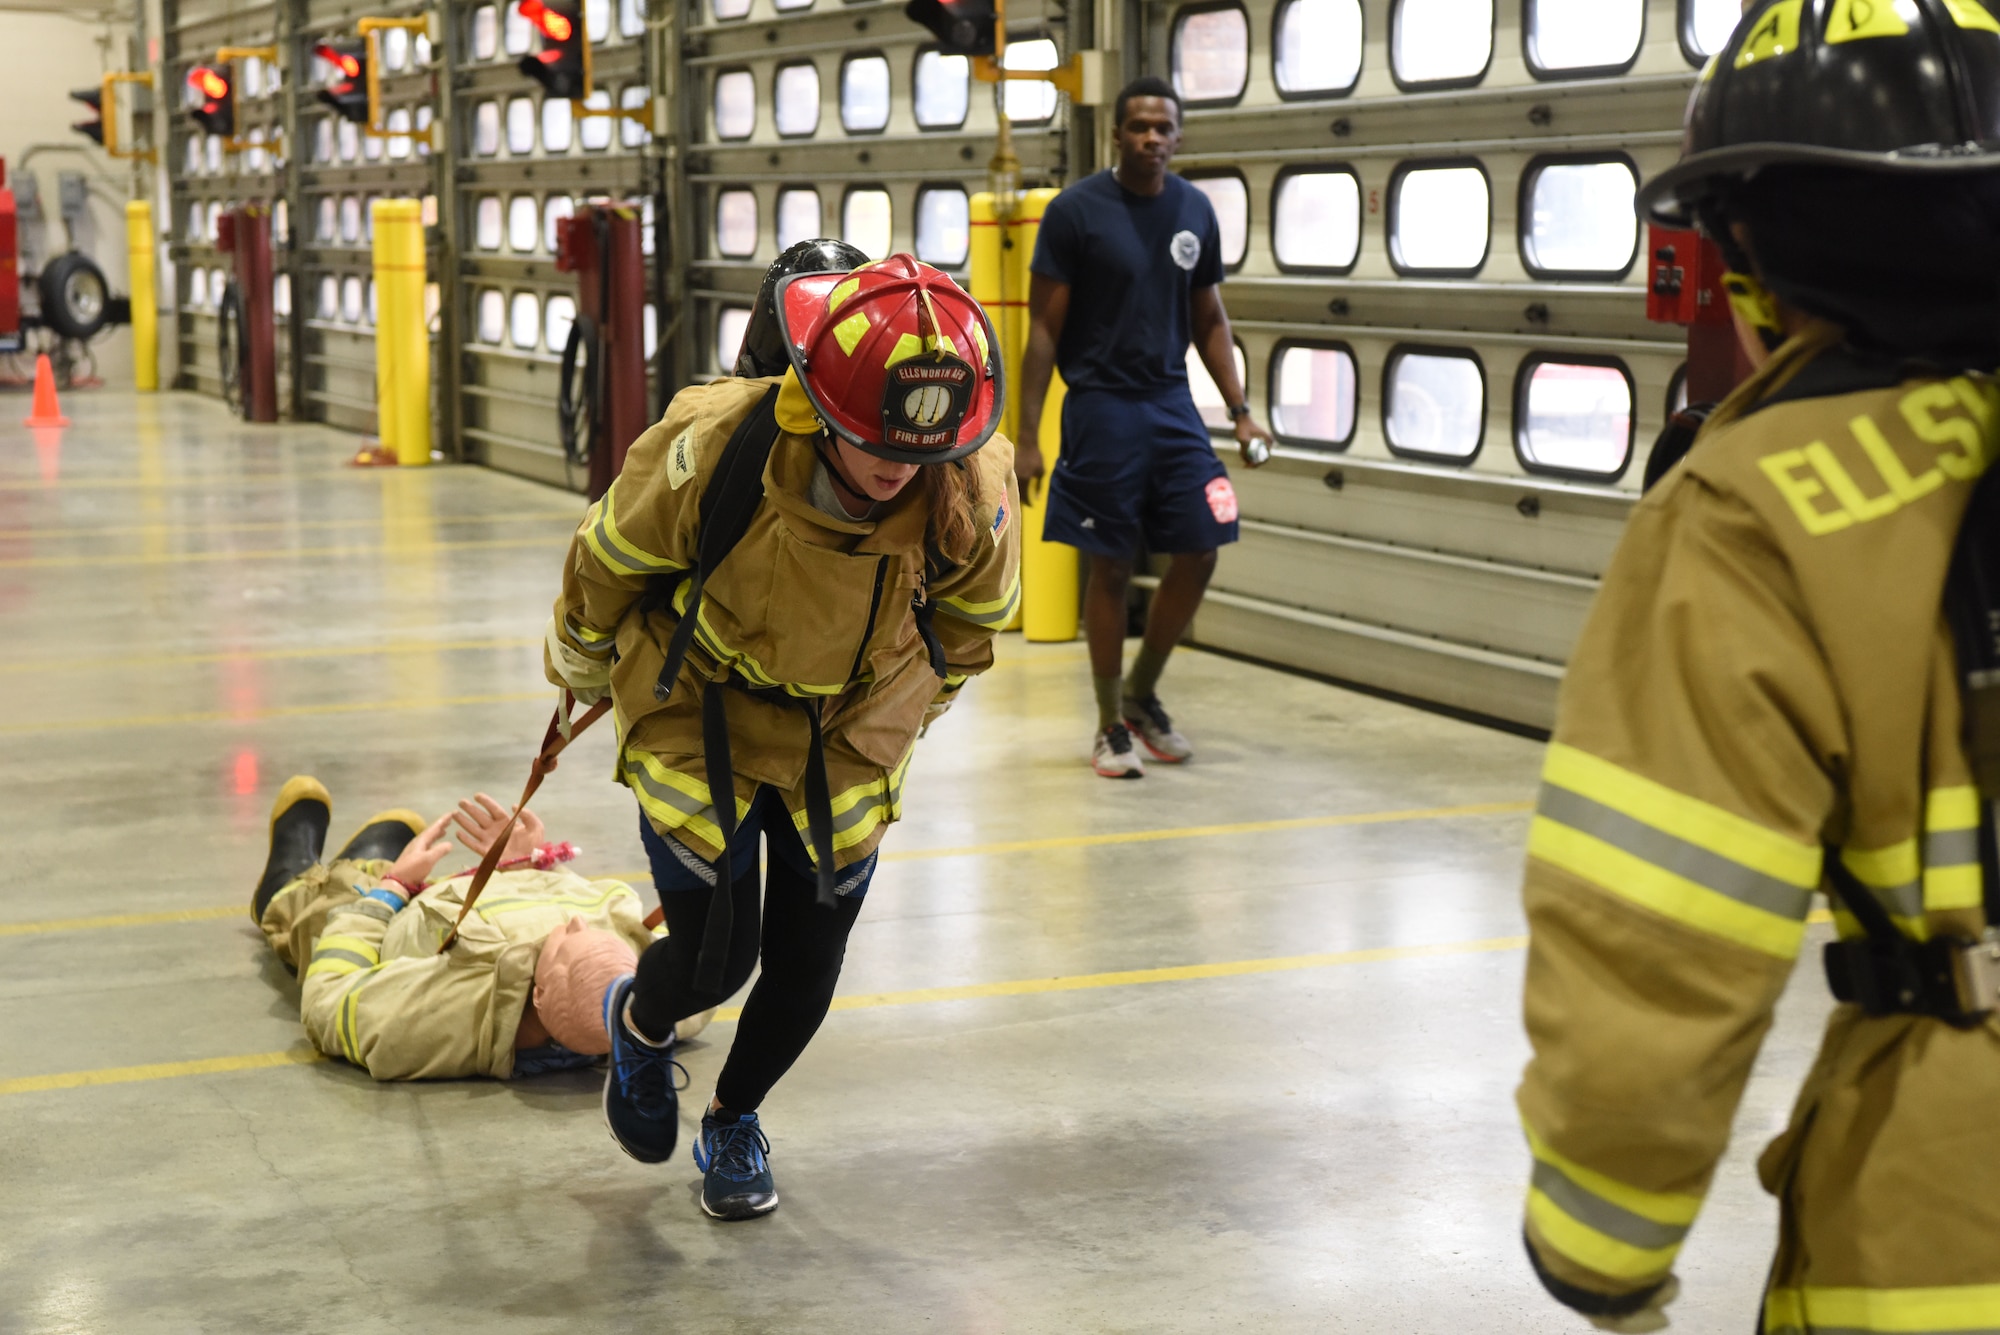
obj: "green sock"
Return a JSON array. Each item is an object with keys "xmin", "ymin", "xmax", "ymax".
[
  {"xmin": 1124, "ymin": 643, "xmax": 1172, "ymax": 704},
  {"xmin": 1093, "ymin": 674, "xmax": 1124, "ymax": 730}
]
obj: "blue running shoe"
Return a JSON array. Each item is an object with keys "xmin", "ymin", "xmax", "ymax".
[
  {"xmin": 601, "ymin": 976, "xmax": 683, "ymax": 1164},
  {"xmin": 694, "ymin": 1111, "xmax": 779, "ymax": 1220}
]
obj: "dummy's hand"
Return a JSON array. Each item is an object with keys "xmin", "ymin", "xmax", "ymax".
[
  {"xmin": 1234, "ymin": 414, "xmax": 1275, "ymax": 468},
  {"xmin": 1589, "ymin": 1277, "xmax": 1679, "ymax": 1333},
  {"xmin": 453, "ymin": 793, "xmax": 546, "ymax": 862},
  {"xmin": 1014, "ymin": 442, "xmax": 1046, "ymax": 503},
  {"xmin": 384, "ymin": 814, "xmax": 456, "ymax": 890}
]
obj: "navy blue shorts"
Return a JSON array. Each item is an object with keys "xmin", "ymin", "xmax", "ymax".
[{"xmin": 1042, "ymin": 387, "xmax": 1241, "ymax": 559}]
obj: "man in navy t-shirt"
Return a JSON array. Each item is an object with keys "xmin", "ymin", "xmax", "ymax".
[{"xmin": 1018, "ymin": 76, "xmax": 1273, "ymax": 780}]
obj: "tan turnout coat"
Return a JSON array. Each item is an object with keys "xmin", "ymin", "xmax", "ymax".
[
  {"xmin": 547, "ymin": 375, "xmax": 1021, "ymax": 870},
  {"xmin": 1518, "ymin": 326, "xmax": 2000, "ymax": 1334},
  {"xmin": 260, "ymin": 860, "xmax": 656, "ymax": 1081}
]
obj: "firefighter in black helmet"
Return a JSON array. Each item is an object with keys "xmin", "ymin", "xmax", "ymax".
[
  {"xmin": 732, "ymin": 238, "xmax": 872, "ymax": 377},
  {"xmin": 1516, "ymin": 2, "xmax": 2000, "ymax": 1331}
]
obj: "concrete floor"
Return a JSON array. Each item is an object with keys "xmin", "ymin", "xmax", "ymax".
[{"xmin": 0, "ymin": 391, "xmax": 1833, "ymax": 1334}]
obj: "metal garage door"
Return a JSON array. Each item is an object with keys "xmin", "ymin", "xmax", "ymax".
[
  {"xmin": 678, "ymin": 0, "xmax": 1071, "ymax": 394},
  {"xmin": 162, "ymin": 0, "xmax": 289, "ymax": 407},
  {"xmin": 446, "ymin": 0, "xmax": 662, "ymax": 488},
  {"xmin": 1149, "ymin": 0, "xmax": 1719, "ymax": 729}
]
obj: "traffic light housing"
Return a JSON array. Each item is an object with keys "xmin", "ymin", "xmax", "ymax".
[
  {"xmin": 519, "ymin": 0, "xmax": 587, "ymax": 100},
  {"xmin": 186, "ymin": 65, "xmax": 235, "ymax": 137},
  {"xmin": 315, "ymin": 39, "xmax": 371, "ymax": 124},
  {"xmin": 70, "ymin": 87, "xmax": 105, "ymax": 145},
  {"xmin": 903, "ymin": 0, "xmax": 997, "ymax": 56}
]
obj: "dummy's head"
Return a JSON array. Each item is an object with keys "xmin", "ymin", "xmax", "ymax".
[{"xmin": 531, "ymin": 918, "xmax": 639, "ymax": 1055}]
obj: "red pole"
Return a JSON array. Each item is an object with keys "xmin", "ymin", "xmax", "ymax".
[
  {"xmin": 593, "ymin": 204, "xmax": 647, "ymax": 500},
  {"xmin": 234, "ymin": 205, "xmax": 278, "ymax": 422}
]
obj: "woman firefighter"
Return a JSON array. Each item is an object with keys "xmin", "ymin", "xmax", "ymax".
[
  {"xmin": 543, "ymin": 248, "xmax": 1021, "ymax": 1220},
  {"xmin": 1516, "ymin": 3, "xmax": 2000, "ymax": 1331}
]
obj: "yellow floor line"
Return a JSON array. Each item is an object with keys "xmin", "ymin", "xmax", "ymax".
[
  {"xmin": 0, "ymin": 937, "xmax": 1525, "ymax": 1097},
  {"xmin": 0, "ymin": 466, "xmax": 454, "ymax": 493},
  {"xmin": 5, "ymin": 800, "xmax": 1533, "ymax": 939},
  {"xmin": 0, "ymin": 1046, "xmax": 325, "ymax": 1097},
  {"xmin": 0, "ymin": 535, "xmax": 566, "ymax": 571},
  {"xmin": 714, "ymin": 934, "xmax": 1530, "ymax": 1023},
  {"xmin": 0, "ymin": 905, "xmax": 245, "ymax": 938},
  {"xmin": 0, "ymin": 690, "xmax": 549, "ymax": 737},
  {"xmin": 0, "ymin": 509, "xmax": 581, "ymax": 543},
  {"xmin": 0, "ymin": 636, "xmax": 542, "ymax": 677},
  {"xmin": 873, "ymin": 800, "xmax": 1535, "ymax": 863}
]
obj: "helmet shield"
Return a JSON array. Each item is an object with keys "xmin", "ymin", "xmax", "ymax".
[
  {"xmin": 1637, "ymin": 0, "xmax": 2000, "ymax": 227},
  {"xmin": 734, "ymin": 237, "xmax": 874, "ymax": 378},
  {"xmin": 775, "ymin": 254, "xmax": 1003, "ymax": 465}
]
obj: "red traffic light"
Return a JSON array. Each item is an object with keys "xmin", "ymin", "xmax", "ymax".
[
  {"xmin": 188, "ymin": 66, "xmax": 230, "ymax": 101},
  {"xmin": 314, "ymin": 43, "xmax": 361, "ymax": 79},
  {"xmin": 521, "ymin": 0, "xmax": 575, "ymax": 40}
]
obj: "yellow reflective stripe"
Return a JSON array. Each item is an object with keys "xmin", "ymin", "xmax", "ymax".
[
  {"xmin": 582, "ymin": 486, "xmax": 684, "ymax": 576},
  {"xmin": 1841, "ymin": 840, "xmax": 1928, "ymax": 936},
  {"xmin": 1925, "ymin": 785, "xmax": 1986, "ymax": 912},
  {"xmin": 1532, "ymin": 744, "xmax": 1817, "ymax": 959},
  {"xmin": 621, "ymin": 750, "xmax": 748, "ymax": 851},
  {"xmin": 795, "ymin": 751, "xmax": 913, "ymax": 855},
  {"xmin": 1766, "ymin": 1282, "xmax": 2000, "ymax": 1332},
  {"xmin": 307, "ymin": 934, "xmax": 381, "ymax": 977},
  {"xmin": 942, "ymin": 673, "xmax": 968, "ymax": 689},
  {"xmin": 1529, "ymin": 818, "xmax": 1810, "ymax": 959},
  {"xmin": 1523, "ymin": 1125, "xmax": 1698, "ymax": 1285},
  {"xmin": 1542, "ymin": 745, "xmax": 1821, "ymax": 888},
  {"xmin": 335, "ymin": 965, "xmax": 384, "ymax": 1064},
  {"xmin": 938, "ymin": 574, "xmax": 1022, "ymax": 627},
  {"xmin": 671, "ymin": 580, "xmax": 844, "ymax": 697},
  {"xmin": 565, "ymin": 616, "xmax": 617, "ymax": 659}
]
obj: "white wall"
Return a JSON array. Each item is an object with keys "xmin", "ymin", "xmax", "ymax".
[{"xmin": 0, "ymin": 11, "xmax": 144, "ymax": 387}]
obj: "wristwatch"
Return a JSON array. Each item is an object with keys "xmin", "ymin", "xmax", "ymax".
[{"xmin": 1226, "ymin": 402, "xmax": 1252, "ymax": 421}]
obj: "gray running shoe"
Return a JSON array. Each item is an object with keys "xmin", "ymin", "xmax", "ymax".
[
  {"xmin": 1092, "ymin": 722, "xmax": 1146, "ymax": 779},
  {"xmin": 1123, "ymin": 696, "xmax": 1193, "ymax": 763}
]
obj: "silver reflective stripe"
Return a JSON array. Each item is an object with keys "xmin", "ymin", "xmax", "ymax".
[
  {"xmin": 623, "ymin": 759, "xmax": 713, "ymax": 822},
  {"xmin": 589, "ymin": 502, "xmax": 677, "ymax": 575},
  {"xmin": 1926, "ymin": 827, "xmax": 1981, "ymax": 868},
  {"xmin": 566, "ymin": 616, "xmax": 616, "ymax": 659},
  {"xmin": 309, "ymin": 947, "xmax": 376, "ymax": 971},
  {"xmin": 1852, "ymin": 872, "xmax": 1924, "ymax": 921},
  {"xmin": 1529, "ymin": 1161, "xmax": 1688, "ymax": 1252},
  {"xmin": 830, "ymin": 780, "xmax": 903, "ymax": 837},
  {"xmin": 1538, "ymin": 785, "xmax": 1814, "ymax": 921},
  {"xmin": 834, "ymin": 852, "xmax": 877, "ymax": 897}
]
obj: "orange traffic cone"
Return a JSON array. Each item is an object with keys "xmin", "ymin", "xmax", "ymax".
[{"xmin": 22, "ymin": 354, "xmax": 68, "ymax": 428}]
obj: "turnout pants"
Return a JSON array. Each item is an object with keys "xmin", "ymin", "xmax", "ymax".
[{"xmin": 630, "ymin": 786, "xmax": 873, "ymax": 1113}]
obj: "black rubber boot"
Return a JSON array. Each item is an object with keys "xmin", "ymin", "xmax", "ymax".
[
  {"xmin": 334, "ymin": 809, "xmax": 427, "ymax": 864},
  {"xmin": 253, "ymin": 776, "xmax": 332, "ymax": 922}
]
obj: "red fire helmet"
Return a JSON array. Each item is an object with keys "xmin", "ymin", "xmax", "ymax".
[{"xmin": 775, "ymin": 254, "xmax": 1004, "ymax": 465}]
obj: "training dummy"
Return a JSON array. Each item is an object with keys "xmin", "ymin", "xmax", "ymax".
[{"xmin": 251, "ymin": 775, "xmax": 709, "ymax": 1081}]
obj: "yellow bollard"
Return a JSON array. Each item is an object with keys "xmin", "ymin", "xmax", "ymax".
[
  {"xmin": 125, "ymin": 201, "xmax": 157, "ymax": 392},
  {"xmin": 1001, "ymin": 187, "xmax": 1078, "ymax": 643},
  {"xmin": 371, "ymin": 198, "xmax": 431, "ymax": 466}
]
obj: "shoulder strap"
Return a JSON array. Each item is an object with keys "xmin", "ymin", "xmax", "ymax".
[{"xmin": 652, "ymin": 385, "xmax": 783, "ymax": 704}]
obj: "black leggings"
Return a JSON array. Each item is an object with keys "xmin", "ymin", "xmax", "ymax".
[{"xmin": 630, "ymin": 792, "xmax": 865, "ymax": 1113}]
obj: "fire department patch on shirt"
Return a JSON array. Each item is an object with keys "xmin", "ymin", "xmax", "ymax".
[{"xmin": 666, "ymin": 427, "xmax": 698, "ymax": 490}]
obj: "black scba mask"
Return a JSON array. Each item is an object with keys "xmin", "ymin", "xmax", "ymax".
[{"xmin": 880, "ymin": 351, "xmax": 974, "ymax": 452}]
